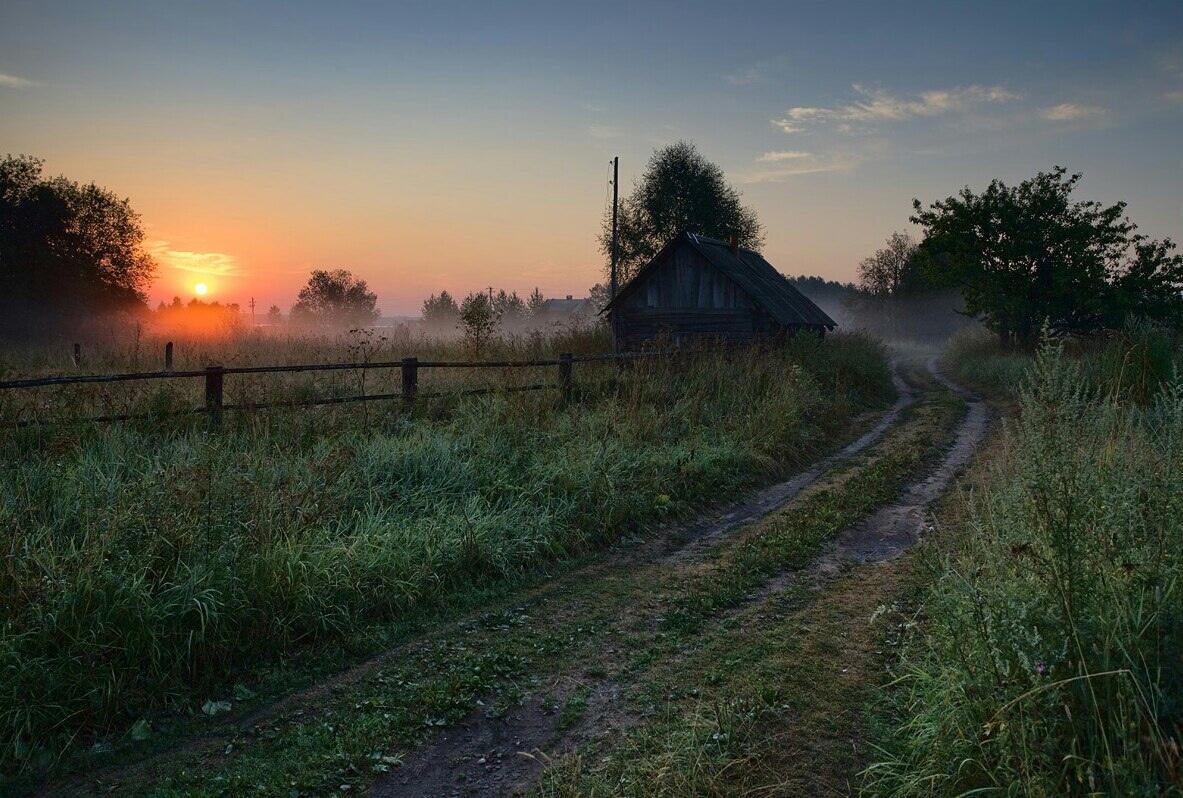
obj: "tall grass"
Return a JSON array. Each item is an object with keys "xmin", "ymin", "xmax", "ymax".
[
  {"xmin": 946, "ymin": 321, "xmax": 1182, "ymax": 404},
  {"xmin": 0, "ymin": 332, "xmax": 891, "ymax": 777},
  {"xmin": 867, "ymin": 342, "xmax": 1183, "ymax": 796}
]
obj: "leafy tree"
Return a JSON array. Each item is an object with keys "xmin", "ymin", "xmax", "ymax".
[
  {"xmin": 421, "ymin": 290, "xmax": 460, "ymax": 325},
  {"xmin": 0, "ymin": 154, "xmax": 155, "ymax": 327},
  {"xmin": 459, "ymin": 292, "xmax": 501, "ymax": 354},
  {"xmin": 600, "ymin": 141, "xmax": 763, "ymax": 283},
  {"xmin": 290, "ymin": 269, "xmax": 380, "ymax": 328},
  {"xmin": 266, "ymin": 305, "xmax": 283, "ymax": 324},
  {"xmin": 587, "ymin": 282, "xmax": 611, "ymax": 313},
  {"xmin": 858, "ymin": 232, "xmax": 921, "ymax": 296},
  {"xmin": 527, "ymin": 287, "xmax": 546, "ymax": 317},
  {"xmin": 492, "ymin": 289, "xmax": 526, "ymax": 321},
  {"xmin": 913, "ymin": 167, "xmax": 1183, "ymax": 345}
]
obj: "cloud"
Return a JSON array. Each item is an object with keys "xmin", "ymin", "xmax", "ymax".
[
  {"xmin": 148, "ymin": 241, "xmax": 241, "ymax": 277},
  {"xmin": 771, "ymin": 119, "xmax": 804, "ymax": 134},
  {"xmin": 757, "ymin": 150, "xmax": 812, "ymax": 162},
  {"xmin": 0, "ymin": 72, "xmax": 34, "ymax": 89},
  {"xmin": 1164, "ymin": 89, "xmax": 1183, "ymax": 104},
  {"xmin": 739, "ymin": 153, "xmax": 864, "ymax": 183},
  {"xmin": 726, "ymin": 66, "xmax": 763, "ymax": 86},
  {"xmin": 588, "ymin": 124, "xmax": 623, "ymax": 139},
  {"xmin": 1039, "ymin": 102, "xmax": 1106, "ymax": 121},
  {"xmin": 773, "ymin": 83, "xmax": 1018, "ymax": 132}
]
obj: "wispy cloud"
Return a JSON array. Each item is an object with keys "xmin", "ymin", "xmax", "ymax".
[
  {"xmin": 756, "ymin": 150, "xmax": 812, "ymax": 162},
  {"xmin": 773, "ymin": 83, "xmax": 1018, "ymax": 133},
  {"xmin": 148, "ymin": 241, "xmax": 241, "ymax": 277},
  {"xmin": 1164, "ymin": 89, "xmax": 1183, "ymax": 104},
  {"xmin": 1040, "ymin": 102, "xmax": 1106, "ymax": 121},
  {"xmin": 740, "ymin": 152, "xmax": 864, "ymax": 183},
  {"xmin": 726, "ymin": 66, "xmax": 764, "ymax": 86},
  {"xmin": 0, "ymin": 72, "xmax": 34, "ymax": 89},
  {"xmin": 588, "ymin": 124, "xmax": 623, "ymax": 139},
  {"xmin": 771, "ymin": 119, "xmax": 804, "ymax": 134}
]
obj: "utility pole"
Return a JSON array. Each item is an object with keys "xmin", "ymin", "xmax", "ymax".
[
  {"xmin": 610, "ymin": 156, "xmax": 619, "ymax": 301},
  {"xmin": 249, "ymin": 297, "xmax": 256, "ymax": 325}
]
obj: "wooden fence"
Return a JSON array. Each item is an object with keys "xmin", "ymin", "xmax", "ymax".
[{"xmin": 0, "ymin": 347, "xmax": 674, "ymax": 427}]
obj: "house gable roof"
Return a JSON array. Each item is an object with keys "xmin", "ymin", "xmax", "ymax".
[{"xmin": 603, "ymin": 232, "xmax": 836, "ymax": 328}]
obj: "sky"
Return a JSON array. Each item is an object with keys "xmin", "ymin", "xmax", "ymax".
[{"xmin": 2, "ymin": 1, "xmax": 1182, "ymax": 316}]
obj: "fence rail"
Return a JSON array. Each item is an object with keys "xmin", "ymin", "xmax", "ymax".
[{"xmin": 0, "ymin": 348, "xmax": 676, "ymax": 428}]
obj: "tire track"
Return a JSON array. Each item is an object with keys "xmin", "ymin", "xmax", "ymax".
[
  {"xmin": 660, "ymin": 364, "xmax": 917, "ymax": 563},
  {"xmin": 749, "ymin": 358, "xmax": 988, "ymax": 602}
]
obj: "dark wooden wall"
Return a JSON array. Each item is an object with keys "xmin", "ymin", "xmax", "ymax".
[{"xmin": 612, "ymin": 243, "xmax": 783, "ymax": 350}]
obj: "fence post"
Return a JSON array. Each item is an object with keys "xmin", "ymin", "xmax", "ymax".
[
  {"xmin": 204, "ymin": 365, "xmax": 224, "ymax": 427},
  {"xmin": 164, "ymin": 341, "xmax": 174, "ymax": 370},
  {"xmin": 401, "ymin": 357, "xmax": 418, "ymax": 405},
  {"xmin": 559, "ymin": 352, "xmax": 573, "ymax": 403},
  {"xmin": 72, "ymin": 343, "xmax": 81, "ymax": 368}
]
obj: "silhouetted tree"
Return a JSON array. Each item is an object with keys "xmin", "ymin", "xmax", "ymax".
[
  {"xmin": 587, "ymin": 282, "xmax": 611, "ymax": 313},
  {"xmin": 914, "ymin": 167, "xmax": 1183, "ymax": 345},
  {"xmin": 526, "ymin": 287, "xmax": 546, "ymax": 317},
  {"xmin": 421, "ymin": 290, "xmax": 460, "ymax": 325},
  {"xmin": 492, "ymin": 289, "xmax": 525, "ymax": 322},
  {"xmin": 0, "ymin": 154, "xmax": 155, "ymax": 330},
  {"xmin": 290, "ymin": 269, "xmax": 380, "ymax": 328},
  {"xmin": 600, "ymin": 141, "xmax": 763, "ymax": 283},
  {"xmin": 459, "ymin": 292, "xmax": 500, "ymax": 354},
  {"xmin": 858, "ymin": 232, "xmax": 921, "ymax": 296},
  {"xmin": 266, "ymin": 305, "xmax": 283, "ymax": 324}
]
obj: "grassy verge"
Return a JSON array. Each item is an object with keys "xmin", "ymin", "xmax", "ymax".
[
  {"xmin": 946, "ymin": 322, "xmax": 1181, "ymax": 404},
  {"xmin": 0, "ymin": 334, "xmax": 891, "ymax": 781},
  {"xmin": 41, "ymin": 376, "xmax": 960, "ymax": 797},
  {"xmin": 866, "ymin": 344, "xmax": 1183, "ymax": 796}
]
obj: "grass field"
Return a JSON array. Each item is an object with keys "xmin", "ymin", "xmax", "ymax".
[
  {"xmin": 0, "ymin": 329, "xmax": 893, "ymax": 782},
  {"xmin": 869, "ymin": 331, "xmax": 1183, "ymax": 796}
]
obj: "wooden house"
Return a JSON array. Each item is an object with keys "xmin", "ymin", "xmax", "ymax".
[{"xmin": 602, "ymin": 232, "xmax": 836, "ymax": 350}]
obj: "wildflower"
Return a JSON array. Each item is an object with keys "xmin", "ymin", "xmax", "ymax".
[{"xmin": 1035, "ymin": 662, "xmax": 1048, "ymax": 676}]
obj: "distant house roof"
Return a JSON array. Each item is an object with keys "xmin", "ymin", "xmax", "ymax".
[
  {"xmin": 603, "ymin": 232, "xmax": 836, "ymax": 328},
  {"xmin": 539, "ymin": 296, "xmax": 588, "ymax": 314}
]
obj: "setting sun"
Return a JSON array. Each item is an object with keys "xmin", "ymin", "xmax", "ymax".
[{"xmin": 194, "ymin": 282, "xmax": 208, "ymax": 296}]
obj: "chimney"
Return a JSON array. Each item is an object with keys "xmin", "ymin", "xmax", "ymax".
[
  {"xmin": 566, "ymin": 294, "xmax": 573, "ymax": 300},
  {"xmin": 728, "ymin": 234, "xmax": 739, "ymax": 254}
]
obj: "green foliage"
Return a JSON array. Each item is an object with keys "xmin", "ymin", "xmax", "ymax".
[
  {"xmin": 913, "ymin": 167, "xmax": 1183, "ymax": 345},
  {"xmin": 420, "ymin": 290, "xmax": 459, "ymax": 326},
  {"xmin": 600, "ymin": 141, "xmax": 763, "ymax": 283},
  {"xmin": 527, "ymin": 287, "xmax": 546, "ymax": 317},
  {"xmin": 858, "ymin": 232, "xmax": 929, "ymax": 296},
  {"xmin": 290, "ymin": 268, "xmax": 380, "ymax": 328},
  {"xmin": 0, "ymin": 333, "xmax": 892, "ymax": 776},
  {"xmin": 458, "ymin": 291, "xmax": 501, "ymax": 354},
  {"xmin": 0, "ymin": 154, "xmax": 155, "ymax": 328},
  {"xmin": 948, "ymin": 321, "xmax": 1182, "ymax": 404},
  {"xmin": 868, "ymin": 343, "xmax": 1183, "ymax": 796}
]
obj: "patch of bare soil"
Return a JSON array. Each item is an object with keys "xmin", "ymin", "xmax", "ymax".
[{"xmin": 371, "ymin": 680, "xmax": 630, "ymax": 798}]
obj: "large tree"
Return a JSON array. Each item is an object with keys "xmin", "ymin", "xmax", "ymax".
[
  {"xmin": 290, "ymin": 269, "xmax": 380, "ymax": 328},
  {"xmin": 913, "ymin": 167, "xmax": 1183, "ymax": 345},
  {"xmin": 421, "ymin": 290, "xmax": 460, "ymax": 326},
  {"xmin": 600, "ymin": 141, "xmax": 763, "ymax": 283},
  {"xmin": 0, "ymin": 154, "xmax": 155, "ymax": 327},
  {"xmin": 858, "ymin": 232, "xmax": 922, "ymax": 296}
]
